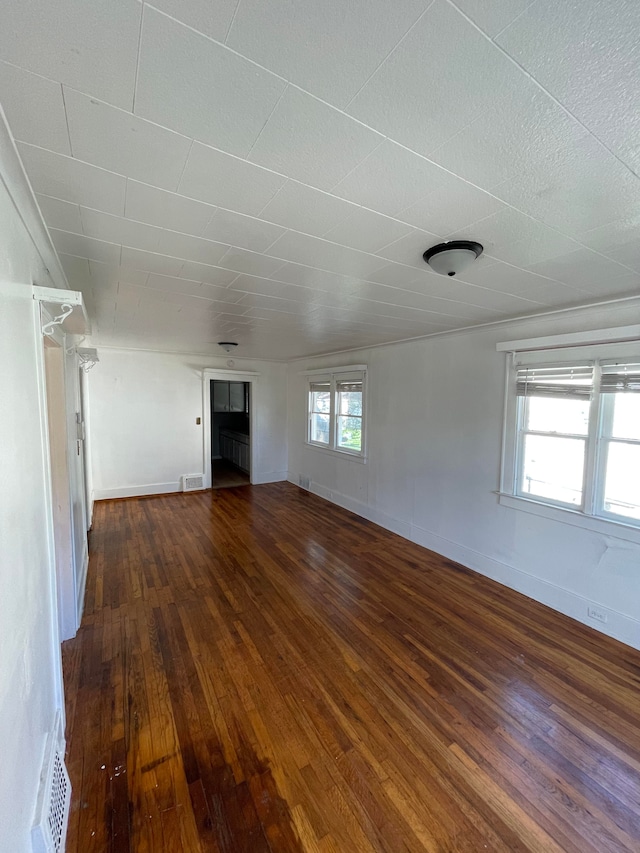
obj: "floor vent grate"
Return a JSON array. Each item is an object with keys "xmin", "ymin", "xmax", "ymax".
[
  {"xmin": 182, "ymin": 474, "xmax": 204, "ymax": 492},
  {"xmin": 32, "ymin": 713, "xmax": 71, "ymax": 853}
]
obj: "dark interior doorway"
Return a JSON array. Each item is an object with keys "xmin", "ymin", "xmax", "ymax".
[{"xmin": 210, "ymin": 380, "xmax": 251, "ymax": 489}]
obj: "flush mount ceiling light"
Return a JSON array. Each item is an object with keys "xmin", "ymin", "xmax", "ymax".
[
  {"xmin": 218, "ymin": 341, "xmax": 238, "ymax": 353},
  {"xmin": 423, "ymin": 240, "xmax": 483, "ymax": 277}
]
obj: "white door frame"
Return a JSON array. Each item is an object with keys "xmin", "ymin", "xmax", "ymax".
[
  {"xmin": 44, "ymin": 341, "xmax": 77, "ymax": 638},
  {"xmin": 33, "ymin": 303, "xmax": 68, "ymax": 718},
  {"xmin": 34, "ymin": 286, "xmax": 90, "ymax": 642},
  {"xmin": 202, "ymin": 369, "xmax": 259, "ymax": 488},
  {"xmin": 68, "ymin": 354, "xmax": 89, "ymax": 626}
]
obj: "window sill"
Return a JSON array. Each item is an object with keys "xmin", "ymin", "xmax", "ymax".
[
  {"xmin": 497, "ymin": 492, "xmax": 640, "ymax": 545},
  {"xmin": 305, "ymin": 442, "xmax": 367, "ymax": 464}
]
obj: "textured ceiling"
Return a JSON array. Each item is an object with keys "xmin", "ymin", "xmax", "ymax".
[{"xmin": 1, "ymin": 0, "xmax": 639, "ymax": 359}]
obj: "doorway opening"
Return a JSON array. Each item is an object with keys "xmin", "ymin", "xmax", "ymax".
[{"xmin": 211, "ymin": 379, "xmax": 251, "ymax": 489}]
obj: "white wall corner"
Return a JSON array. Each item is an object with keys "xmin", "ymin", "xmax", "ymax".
[
  {"xmin": 288, "ymin": 472, "xmax": 313, "ymax": 492},
  {"xmin": 252, "ymin": 470, "xmax": 289, "ymax": 485}
]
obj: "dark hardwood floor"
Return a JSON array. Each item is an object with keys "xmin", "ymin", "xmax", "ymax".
[
  {"xmin": 212, "ymin": 458, "xmax": 250, "ymax": 489},
  {"xmin": 62, "ymin": 483, "xmax": 640, "ymax": 852}
]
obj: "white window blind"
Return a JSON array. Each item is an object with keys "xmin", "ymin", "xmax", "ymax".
[
  {"xmin": 600, "ymin": 361, "xmax": 640, "ymax": 393},
  {"xmin": 515, "ymin": 364, "xmax": 593, "ymax": 399},
  {"xmin": 335, "ymin": 380, "xmax": 362, "ymax": 393}
]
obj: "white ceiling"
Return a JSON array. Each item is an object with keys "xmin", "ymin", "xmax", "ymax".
[{"xmin": 1, "ymin": 0, "xmax": 639, "ymax": 359}]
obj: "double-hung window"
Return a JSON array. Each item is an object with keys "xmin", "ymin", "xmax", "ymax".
[
  {"xmin": 309, "ymin": 380, "xmax": 331, "ymax": 445},
  {"xmin": 515, "ymin": 363, "xmax": 593, "ymax": 508},
  {"xmin": 598, "ymin": 361, "xmax": 640, "ymax": 522},
  {"xmin": 503, "ymin": 345, "xmax": 640, "ymax": 530},
  {"xmin": 307, "ymin": 368, "xmax": 366, "ymax": 457}
]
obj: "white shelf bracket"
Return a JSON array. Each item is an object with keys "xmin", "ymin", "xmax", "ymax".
[
  {"xmin": 33, "ymin": 285, "xmax": 91, "ymax": 337},
  {"xmin": 42, "ymin": 303, "xmax": 74, "ymax": 338}
]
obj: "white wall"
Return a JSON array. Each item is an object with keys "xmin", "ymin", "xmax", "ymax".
[
  {"xmin": 0, "ymin": 120, "xmax": 68, "ymax": 848},
  {"xmin": 88, "ymin": 348, "xmax": 288, "ymax": 499},
  {"xmin": 288, "ymin": 300, "xmax": 640, "ymax": 650}
]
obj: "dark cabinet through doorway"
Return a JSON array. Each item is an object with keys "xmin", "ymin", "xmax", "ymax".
[{"xmin": 211, "ymin": 381, "xmax": 251, "ymax": 485}]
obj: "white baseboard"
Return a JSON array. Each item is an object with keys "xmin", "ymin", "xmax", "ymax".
[
  {"xmin": 308, "ymin": 478, "xmax": 412, "ymax": 537},
  {"xmin": 93, "ymin": 482, "xmax": 180, "ymax": 500},
  {"xmin": 76, "ymin": 542, "xmax": 89, "ymax": 628},
  {"xmin": 407, "ymin": 525, "xmax": 640, "ymax": 651},
  {"xmin": 95, "ymin": 473, "xmax": 289, "ymax": 498},
  {"xmin": 252, "ymin": 470, "xmax": 288, "ymax": 485},
  {"xmin": 289, "ymin": 474, "xmax": 640, "ymax": 651}
]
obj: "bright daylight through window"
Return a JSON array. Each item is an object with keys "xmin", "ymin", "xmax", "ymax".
[
  {"xmin": 510, "ymin": 357, "xmax": 640, "ymax": 526},
  {"xmin": 308, "ymin": 370, "xmax": 365, "ymax": 457}
]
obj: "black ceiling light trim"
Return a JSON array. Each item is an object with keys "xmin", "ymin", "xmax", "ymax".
[
  {"xmin": 423, "ymin": 240, "xmax": 484, "ymax": 276},
  {"xmin": 218, "ymin": 341, "xmax": 238, "ymax": 352}
]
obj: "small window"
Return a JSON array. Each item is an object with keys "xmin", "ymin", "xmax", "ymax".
[
  {"xmin": 307, "ymin": 369, "xmax": 366, "ymax": 457},
  {"xmin": 598, "ymin": 362, "xmax": 640, "ymax": 523},
  {"xmin": 336, "ymin": 378, "xmax": 363, "ymax": 453},
  {"xmin": 309, "ymin": 381, "xmax": 331, "ymax": 445},
  {"xmin": 504, "ymin": 353, "xmax": 640, "ymax": 529},
  {"xmin": 515, "ymin": 364, "xmax": 592, "ymax": 508}
]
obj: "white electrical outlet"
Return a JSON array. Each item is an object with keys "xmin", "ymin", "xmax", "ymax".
[{"xmin": 587, "ymin": 606, "xmax": 608, "ymax": 624}]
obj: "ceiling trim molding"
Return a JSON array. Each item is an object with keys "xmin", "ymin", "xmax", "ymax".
[
  {"xmin": 202, "ymin": 368, "xmax": 260, "ymax": 377},
  {"xmin": 84, "ymin": 343, "xmax": 289, "ymax": 362},
  {"xmin": 287, "ymin": 294, "xmax": 640, "ymax": 363},
  {"xmin": 301, "ymin": 364, "xmax": 367, "ymax": 375},
  {"xmin": 0, "ymin": 107, "xmax": 68, "ymax": 291},
  {"xmin": 496, "ymin": 324, "xmax": 640, "ymax": 353}
]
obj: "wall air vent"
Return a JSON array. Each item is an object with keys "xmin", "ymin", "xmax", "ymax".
[
  {"xmin": 182, "ymin": 474, "xmax": 205, "ymax": 492},
  {"xmin": 31, "ymin": 713, "xmax": 71, "ymax": 853}
]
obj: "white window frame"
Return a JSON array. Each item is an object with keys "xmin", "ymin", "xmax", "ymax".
[
  {"xmin": 305, "ymin": 365, "xmax": 367, "ymax": 460},
  {"xmin": 499, "ymin": 339, "xmax": 640, "ymax": 544},
  {"xmin": 309, "ymin": 378, "xmax": 332, "ymax": 447},
  {"xmin": 513, "ymin": 362, "xmax": 594, "ymax": 512}
]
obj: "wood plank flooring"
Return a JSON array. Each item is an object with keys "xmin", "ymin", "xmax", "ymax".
[
  {"xmin": 212, "ymin": 459, "xmax": 250, "ymax": 489},
  {"xmin": 62, "ymin": 483, "xmax": 640, "ymax": 852}
]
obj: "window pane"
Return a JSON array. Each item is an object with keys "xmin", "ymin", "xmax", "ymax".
[
  {"xmin": 338, "ymin": 390, "xmax": 362, "ymax": 416},
  {"xmin": 311, "ymin": 390, "xmax": 330, "ymax": 414},
  {"xmin": 526, "ymin": 396, "xmax": 590, "ymax": 435},
  {"xmin": 337, "ymin": 416, "xmax": 362, "ymax": 451},
  {"xmin": 310, "ymin": 413, "xmax": 329, "ymax": 444},
  {"xmin": 611, "ymin": 395, "xmax": 640, "ymax": 441},
  {"xmin": 603, "ymin": 442, "xmax": 640, "ymax": 520},
  {"xmin": 521, "ymin": 434, "xmax": 585, "ymax": 505}
]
